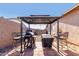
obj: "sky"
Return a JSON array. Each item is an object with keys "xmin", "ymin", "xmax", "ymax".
[
  {"xmin": 0, "ymin": 3, "xmax": 76, "ymax": 18},
  {"xmin": 0, "ymin": 3, "xmax": 76, "ymax": 30}
]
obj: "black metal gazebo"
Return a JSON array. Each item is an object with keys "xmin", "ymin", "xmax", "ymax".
[{"xmin": 18, "ymin": 15, "xmax": 60, "ymax": 53}]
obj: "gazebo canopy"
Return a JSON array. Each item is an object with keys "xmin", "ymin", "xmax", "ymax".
[
  {"xmin": 18, "ymin": 15, "xmax": 60, "ymax": 24},
  {"xmin": 18, "ymin": 15, "xmax": 61, "ymax": 53}
]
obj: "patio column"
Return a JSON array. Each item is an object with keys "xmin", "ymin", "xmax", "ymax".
[
  {"xmin": 20, "ymin": 19, "xmax": 23, "ymax": 53},
  {"xmin": 50, "ymin": 23, "xmax": 51, "ymax": 35},
  {"xmin": 57, "ymin": 19, "xmax": 59, "ymax": 52}
]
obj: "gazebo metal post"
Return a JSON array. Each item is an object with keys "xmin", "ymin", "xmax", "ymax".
[
  {"xmin": 20, "ymin": 19, "xmax": 23, "ymax": 53},
  {"xmin": 50, "ymin": 23, "xmax": 51, "ymax": 35},
  {"xmin": 57, "ymin": 19, "xmax": 59, "ymax": 52}
]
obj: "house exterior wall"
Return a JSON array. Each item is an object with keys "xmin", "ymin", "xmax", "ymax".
[
  {"xmin": 0, "ymin": 18, "xmax": 25, "ymax": 48},
  {"xmin": 49, "ymin": 6, "xmax": 79, "ymax": 52}
]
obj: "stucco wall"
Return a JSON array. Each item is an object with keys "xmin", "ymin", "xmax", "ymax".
[
  {"xmin": 50, "ymin": 6, "xmax": 79, "ymax": 52},
  {"xmin": 0, "ymin": 18, "xmax": 25, "ymax": 48}
]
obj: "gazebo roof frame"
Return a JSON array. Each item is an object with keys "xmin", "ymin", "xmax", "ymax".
[{"xmin": 18, "ymin": 15, "xmax": 60, "ymax": 24}]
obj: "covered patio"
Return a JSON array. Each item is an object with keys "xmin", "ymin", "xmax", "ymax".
[
  {"xmin": 18, "ymin": 15, "xmax": 61, "ymax": 54},
  {"xmin": 1, "ymin": 15, "xmax": 79, "ymax": 56}
]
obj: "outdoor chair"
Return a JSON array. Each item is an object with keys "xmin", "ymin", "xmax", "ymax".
[
  {"xmin": 59, "ymin": 32, "xmax": 69, "ymax": 50},
  {"xmin": 24, "ymin": 31, "xmax": 35, "ymax": 50},
  {"xmin": 12, "ymin": 32, "xmax": 21, "ymax": 47}
]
